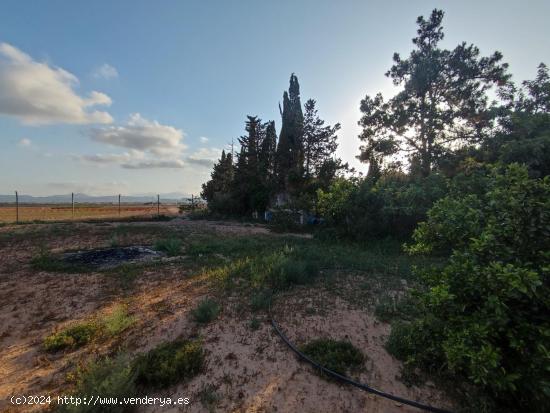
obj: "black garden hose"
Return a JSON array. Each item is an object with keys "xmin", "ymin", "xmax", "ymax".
[{"xmin": 269, "ymin": 295, "xmax": 452, "ymax": 413}]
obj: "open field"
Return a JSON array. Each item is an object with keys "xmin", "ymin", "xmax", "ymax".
[
  {"xmin": 0, "ymin": 204, "xmax": 180, "ymax": 224},
  {"xmin": 0, "ymin": 217, "xmax": 453, "ymax": 413}
]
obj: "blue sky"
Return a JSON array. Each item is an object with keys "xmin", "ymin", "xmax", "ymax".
[{"xmin": 1, "ymin": 0, "xmax": 549, "ymax": 196}]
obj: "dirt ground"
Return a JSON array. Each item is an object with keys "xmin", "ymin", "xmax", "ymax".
[{"xmin": 0, "ymin": 219, "xmax": 451, "ymax": 413}]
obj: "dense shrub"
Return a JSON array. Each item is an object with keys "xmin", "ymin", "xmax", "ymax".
[
  {"xmin": 391, "ymin": 164, "xmax": 550, "ymax": 412},
  {"xmin": 191, "ymin": 298, "xmax": 220, "ymax": 323},
  {"xmin": 44, "ymin": 322, "xmax": 99, "ymax": 352},
  {"xmin": 263, "ymin": 253, "xmax": 320, "ymax": 290},
  {"xmin": 134, "ymin": 340, "xmax": 204, "ymax": 388},
  {"xmin": 300, "ymin": 339, "xmax": 364, "ymax": 377},
  {"xmin": 317, "ymin": 173, "xmax": 448, "ymax": 240},
  {"xmin": 58, "ymin": 355, "xmax": 137, "ymax": 413},
  {"xmin": 102, "ymin": 305, "xmax": 136, "ymax": 336}
]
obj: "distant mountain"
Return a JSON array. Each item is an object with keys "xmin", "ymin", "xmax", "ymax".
[{"xmin": 0, "ymin": 192, "xmax": 194, "ymax": 204}]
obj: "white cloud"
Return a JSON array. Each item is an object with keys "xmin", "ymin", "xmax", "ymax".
[
  {"xmin": 90, "ymin": 113, "xmax": 185, "ymax": 155},
  {"xmin": 81, "ymin": 114, "xmax": 188, "ymax": 169},
  {"xmin": 186, "ymin": 147, "xmax": 221, "ymax": 167},
  {"xmin": 0, "ymin": 42, "xmax": 113, "ymax": 125},
  {"xmin": 77, "ymin": 151, "xmax": 142, "ymax": 165},
  {"xmin": 199, "ymin": 136, "xmax": 209, "ymax": 143},
  {"xmin": 18, "ymin": 137, "xmax": 32, "ymax": 147},
  {"xmin": 122, "ymin": 159, "xmax": 185, "ymax": 169},
  {"xmin": 93, "ymin": 63, "xmax": 118, "ymax": 80}
]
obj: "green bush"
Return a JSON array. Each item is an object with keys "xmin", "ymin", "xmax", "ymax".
[
  {"xmin": 317, "ymin": 173, "xmax": 448, "ymax": 240},
  {"xmin": 134, "ymin": 340, "xmax": 204, "ymax": 388},
  {"xmin": 101, "ymin": 305, "xmax": 136, "ymax": 336},
  {"xmin": 153, "ymin": 237, "xmax": 182, "ymax": 256},
  {"xmin": 191, "ymin": 298, "xmax": 220, "ymax": 323},
  {"xmin": 58, "ymin": 355, "xmax": 137, "ymax": 413},
  {"xmin": 268, "ymin": 257, "xmax": 319, "ymax": 289},
  {"xmin": 300, "ymin": 339, "xmax": 364, "ymax": 377},
  {"xmin": 391, "ymin": 164, "xmax": 550, "ymax": 412},
  {"xmin": 44, "ymin": 322, "xmax": 99, "ymax": 352}
]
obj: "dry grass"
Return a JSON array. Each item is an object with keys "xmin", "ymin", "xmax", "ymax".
[{"xmin": 0, "ymin": 204, "xmax": 179, "ymax": 223}]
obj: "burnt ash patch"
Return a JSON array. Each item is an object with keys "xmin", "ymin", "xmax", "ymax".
[{"xmin": 61, "ymin": 246, "xmax": 165, "ymax": 270}]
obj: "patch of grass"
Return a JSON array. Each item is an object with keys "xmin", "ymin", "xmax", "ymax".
[
  {"xmin": 189, "ymin": 234, "xmax": 431, "ymax": 294},
  {"xmin": 268, "ymin": 256, "xmax": 320, "ymax": 289},
  {"xmin": 45, "ymin": 306, "xmax": 137, "ymax": 352},
  {"xmin": 300, "ymin": 338, "xmax": 365, "ymax": 377},
  {"xmin": 134, "ymin": 340, "xmax": 204, "ymax": 388},
  {"xmin": 187, "ymin": 234, "xmax": 298, "ymax": 259},
  {"xmin": 31, "ymin": 248, "xmax": 87, "ymax": 273},
  {"xmin": 191, "ymin": 298, "xmax": 220, "ymax": 324},
  {"xmin": 58, "ymin": 355, "xmax": 137, "ymax": 413},
  {"xmin": 44, "ymin": 322, "xmax": 99, "ymax": 352},
  {"xmin": 101, "ymin": 305, "xmax": 136, "ymax": 336},
  {"xmin": 153, "ymin": 237, "xmax": 183, "ymax": 256}
]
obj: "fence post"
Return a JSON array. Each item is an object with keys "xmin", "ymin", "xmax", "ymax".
[
  {"xmin": 72, "ymin": 192, "xmax": 74, "ymax": 219},
  {"xmin": 157, "ymin": 194, "xmax": 160, "ymax": 217},
  {"xmin": 118, "ymin": 194, "xmax": 121, "ymax": 216},
  {"xmin": 15, "ymin": 191, "xmax": 19, "ymax": 224}
]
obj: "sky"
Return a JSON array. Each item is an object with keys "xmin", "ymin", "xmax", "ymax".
[{"xmin": 1, "ymin": 0, "xmax": 549, "ymax": 197}]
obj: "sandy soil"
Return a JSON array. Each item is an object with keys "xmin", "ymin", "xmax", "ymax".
[{"xmin": 0, "ymin": 219, "xmax": 450, "ymax": 413}]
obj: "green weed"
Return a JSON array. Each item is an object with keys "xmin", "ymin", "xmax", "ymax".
[
  {"xmin": 58, "ymin": 355, "xmax": 136, "ymax": 413},
  {"xmin": 300, "ymin": 338, "xmax": 365, "ymax": 378},
  {"xmin": 44, "ymin": 322, "xmax": 99, "ymax": 352},
  {"xmin": 153, "ymin": 237, "xmax": 183, "ymax": 256},
  {"xmin": 133, "ymin": 340, "xmax": 204, "ymax": 388},
  {"xmin": 191, "ymin": 298, "xmax": 220, "ymax": 324},
  {"xmin": 101, "ymin": 305, "xmax": 136, "ymax": 336}
]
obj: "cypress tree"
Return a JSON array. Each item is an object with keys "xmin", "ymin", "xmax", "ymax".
[
  {"xmin": 259, "ymin": 120, "xmax": 277, "ymax": 178},
  {"xmin": 275, "ymin": 74, "xmax": 304, "ymax": 196}
]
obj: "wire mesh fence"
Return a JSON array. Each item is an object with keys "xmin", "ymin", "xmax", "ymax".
[{"xmin": 0, "ymin": 192, "xmax": 203, "ymax": 224}]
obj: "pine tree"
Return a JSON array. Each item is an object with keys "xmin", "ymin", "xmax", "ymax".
[
  {"xmin": 275, "ymin": 74, "xmax": 304, "ymax": 194},
  {"xmin": 201, "ymin": 150, "xmax": 234, "ymax": 210},
  {"xmin": 303, "ymin": 99, "xmax": 340, "ymax": 178},
  {"xmin": 358, "ymin": 9, "xmax": 510, "ymax": 177},
  {"xmin": 232, "ymin": 116, "xmax": 269, "ymax": 213}
]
